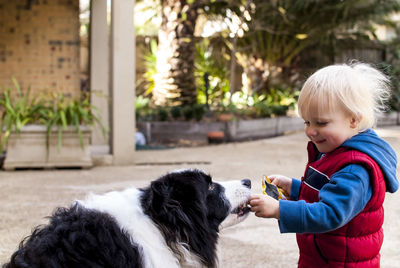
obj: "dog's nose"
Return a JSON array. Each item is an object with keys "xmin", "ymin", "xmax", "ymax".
[{"xmin": 241, "ymin": 179, "xmax": 251, "ymax": 189}]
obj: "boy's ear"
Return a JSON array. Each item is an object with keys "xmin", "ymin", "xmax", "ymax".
[{"xmin": 350, "ymin": 116, "xmax": 361, "ymax": 128}]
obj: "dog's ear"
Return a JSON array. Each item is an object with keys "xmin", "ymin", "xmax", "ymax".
[
  {"xmin": 148, "ymin": 180, "xmax": 192, "ymax": 228},
  {"xmin": 149, "ymin": 180, "xmax": 169, "ymax": 212},
  {"xmin": 142, "ymin": 174, "xmax": 218, "ymax": 268}
]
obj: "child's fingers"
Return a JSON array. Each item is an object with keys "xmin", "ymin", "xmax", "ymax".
[
  {"xmin": 250, "ymin": 192, "xmax": 280, "ymax": 219},
  {"xmin": 249, "ymin": 199, "xmax": 260, "ymax": 207},
  {"xmin": 267, "ymin": 174, "xmax": 281, "ymax": 185},
  {"xmin": 249, "ymin": 196, "xmax": 263, "ymax": 213},
  {"xmin": 267, "ymin": 174, "xmax": 291, "ymax": 195},
  {"xmin": 249, "ymin": 194, "xmax": 262, "ymax": 200},
  {"xmin": 250, "ymin": 205, "xmax": 259, "ymax": 213},
  {"xmin": 249, "ymin": 194, "xmax": 262, "ymax": 204},
  {"xmin": 250, "ymin": 203, "xmax": 264, "ymax": 214}
]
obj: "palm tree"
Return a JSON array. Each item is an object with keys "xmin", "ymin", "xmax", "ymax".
[
  {"xmin": 151, "ymin": 0, "xmax": 237, "ymax": 106},
  {"xmin": 152, "ymin": 0, "xmax": 198, "ymax": 106},
  {"xmin": 142, "ymin": 0, "xmax": 400, "ymax": 105},
  {"xmin": 233, "ymin": 0, "xmax": 400, "ymax": 93}
]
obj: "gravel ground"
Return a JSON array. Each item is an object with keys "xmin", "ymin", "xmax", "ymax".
[{"xmin": 1, "ymin": 126, "xmax": 399, "ymax": 267}]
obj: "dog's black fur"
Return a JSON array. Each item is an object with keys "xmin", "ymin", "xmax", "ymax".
[
  {"xmin": 4, "ymin": 205, "xmax": 143, "ymax": 268},
  {"xmin": 3, "ymin": 170, "xmax": 237, "ymax": 268}
]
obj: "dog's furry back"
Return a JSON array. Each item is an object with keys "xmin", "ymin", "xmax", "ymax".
[{"xmin": 3, "ymin": 204, "xmax": 143, "ymax": 268}]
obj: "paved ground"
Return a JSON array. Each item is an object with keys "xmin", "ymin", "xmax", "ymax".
[{"xmin": 1, "ymin": 126, "xmax": 399, "ymax": 267}]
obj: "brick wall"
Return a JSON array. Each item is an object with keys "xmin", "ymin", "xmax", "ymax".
[{"xmin": 0, "ymin": 0, "xmax": 80, "ymax": 97}]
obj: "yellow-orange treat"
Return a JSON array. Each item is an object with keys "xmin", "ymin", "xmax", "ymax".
[{"xmin": 262, "ymin": 176, "xmax": 287, "ymax": 200}]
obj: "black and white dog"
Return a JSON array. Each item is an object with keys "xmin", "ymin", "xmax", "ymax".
[{"xmin": 3, "ymin": 169, "xmax": 251, "ymax": 268}]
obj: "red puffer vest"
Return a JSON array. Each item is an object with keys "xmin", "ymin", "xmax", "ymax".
[{"xmin": 297, "ymin": 142, "xmax": 386, "ymax": 268}]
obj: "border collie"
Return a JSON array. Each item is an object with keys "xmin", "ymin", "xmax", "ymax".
[{"xmin": 3, "ymin": 169, "xmax": 251, "ymax": 268}]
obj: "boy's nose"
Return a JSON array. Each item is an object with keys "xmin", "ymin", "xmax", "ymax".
[{"xmin": 305, "ymin": 126, "xmax": 317, "ymax": 137}]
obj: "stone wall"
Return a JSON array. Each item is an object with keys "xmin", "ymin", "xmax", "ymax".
[{"xmin": 0, "ymin": 0, "xmax": 80, "ymax": 96}]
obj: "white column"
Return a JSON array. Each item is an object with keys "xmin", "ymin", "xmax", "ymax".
[
  {"xmin": 90, "ymin": 0, "xmax": 109, "ymax": 147},
  {"xmin": 110, "ymin": 0, "xmax": 136, "ymax": 164}
]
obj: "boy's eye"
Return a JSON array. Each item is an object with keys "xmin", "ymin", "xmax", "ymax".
[
  {"xmin": 316, "ymin": 121, "xmax": 328, "ymax": 126},
  {"xmin": 304, "ymin": 121, "xmax": 310, "ymax": 126}
]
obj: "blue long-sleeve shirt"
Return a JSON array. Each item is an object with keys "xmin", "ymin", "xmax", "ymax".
[{"xmin": 278, "ymin": 129, "xmax": 398, "ymax": 234}]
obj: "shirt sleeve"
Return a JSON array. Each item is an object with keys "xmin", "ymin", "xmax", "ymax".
[
  {"xmin": 290, "ymin": 178, "xmax": 301, "ymax": 200},
  {"xmin": 278, "ymin": 164, "xmax": 372, "ymax": 233}
]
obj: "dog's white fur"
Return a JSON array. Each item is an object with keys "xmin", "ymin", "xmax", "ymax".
[
  {"xmin": 219, "ymin": 180, "xmax": 252, "ymax": 229},
  {"xmin": 79, "ymin": 188, "xmax": 179, "ymax": 267}
]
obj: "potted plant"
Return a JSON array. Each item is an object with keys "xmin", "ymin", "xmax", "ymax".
[{"xmin": 0, "ymin": 78, "xmax": 106, "ymax": 170}]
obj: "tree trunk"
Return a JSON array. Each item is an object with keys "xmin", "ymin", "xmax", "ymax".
[{"xmin": 153, "ymin": 0, "xmax": 198, "ymax": 106}]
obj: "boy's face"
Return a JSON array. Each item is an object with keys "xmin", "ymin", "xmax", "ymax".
[{"xmin": 302, "ymin": 104, "xmax": 359, "ymax": 153}]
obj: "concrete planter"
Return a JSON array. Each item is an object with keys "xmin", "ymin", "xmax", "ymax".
[
  {"xmin": 226, "ymin": 117, "xmax": 304, "ymax": 141},
  {"xmin": 137, "ymin": 116, "xmax": 304, "ymax": 144},
  {"xmin": 3, "ymin": 125, "xmax": 92, "ymax": 170},
  {"xmin": 137, "ymin": 121, "xmax": 226, "ymax": 144},
  {"xmin": 377, "ymin": 112, "xmax": 399, "ymax": 127},
  {"xmin": 226, "ymin": 118, "xmax": 278, "ymax": 141},
  {"xmin": 137, "ymin": 113, "xmax": 400, "ymax": 145}
]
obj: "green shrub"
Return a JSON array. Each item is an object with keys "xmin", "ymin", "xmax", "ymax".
[
  {"xmin": 156, "ymin": 106, "xmax": 168, "ymax": 121},
  {"xmin": 40, "ymin": 92, "xmax": 106, "ymax": 151},
  {"xmin": 195, "ymin": 38, "xmax": 230, "ymax": 108},
  {"xmin": 254, "ymin": 102, "xmax": 272, "ymax": 117},
  {"xmin": 182, "ymin": 105, "xmax": 194, "ymax": 121},
  {"xmin": 170, "ymin": 106, "xmax": 182, "ymax": 120},
  {"xmin": 0, "ymin": 79, "xmax": 43, "ymax": 152},
  {"xmin": 193, "ymin": 104, "xmax": 205, "ymax": 121},
  {"xmin": 135, "ymin": 96, "xmax": 154, "ymax": 121},
  {"xmin": 270, "ymin": 104, "xmax": 288, "ymax": 116}
]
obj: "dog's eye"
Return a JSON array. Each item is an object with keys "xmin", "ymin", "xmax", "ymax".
[{"xmin": 208, "ymin": 183, "xmax": 214, "ymax": 191}]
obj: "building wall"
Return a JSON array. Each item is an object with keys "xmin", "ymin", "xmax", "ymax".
[{"xmin": 0, "ymin": 0, "xmax": 80, "ymax": 97}]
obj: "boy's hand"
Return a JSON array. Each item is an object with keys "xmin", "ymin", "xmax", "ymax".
[
  {"xmin": 268, "ymin": 174, "xmax": 292, "ymax": 197},
  {"xmin": 249, "ymin": 194, "xmax": 280, "ymax": 219}
]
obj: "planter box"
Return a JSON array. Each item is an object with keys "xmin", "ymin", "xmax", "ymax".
[
  {"xmin": 377, "ymin": 112, "xmax": 399, "ymax": 127},
  {"xmin": 226, "ymin": 118, "xmax": 278, "ymax": 141},
  {"xmin": 137, "ymin": 113, "xmax": 400, "ymax": 146},
  {"xmin": 226, "ymin": 117, "xmax": 304, "ymax": 141},
  {"xmin": 3, "ymin": 125, "xmax": 92, "ymax": 170},
  {"xmin": 137, "ymin": 116, "xmax": 304, "ymax": 144},
  {"xmin": 137, "ymin": 121, "xmax": 225, "ymax": 144}
]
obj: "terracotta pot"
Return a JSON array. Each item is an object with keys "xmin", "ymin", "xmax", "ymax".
[
  {"xmin": 207, "ymin": 131, "xmax": 225, "ymax": 144},
  {"xmin": 217, "ymin": 113, "xmax": 233, "ymax": 122}
]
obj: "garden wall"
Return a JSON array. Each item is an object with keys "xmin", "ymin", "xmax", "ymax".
[
  {"xmin": 137, "ymin": 112, "xmax": 400, "ymax": 145},
  {"xmin": 138, "ymin": 116, "xmax": 305, "ymax": 145}
]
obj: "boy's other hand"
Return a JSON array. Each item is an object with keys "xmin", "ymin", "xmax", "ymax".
[{"xmin": 268, "ymin": 174, "xmax": 292, "ymax": 197}]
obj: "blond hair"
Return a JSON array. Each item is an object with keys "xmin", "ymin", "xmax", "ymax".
[{"xmin": 297, "ymin": 62, "xmax": 391, "ymax": 131}]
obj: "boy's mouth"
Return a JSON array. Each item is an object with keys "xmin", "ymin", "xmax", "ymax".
[{"xmin": 314, "ymin": 139, "xmax": 326, "ymax": 144}]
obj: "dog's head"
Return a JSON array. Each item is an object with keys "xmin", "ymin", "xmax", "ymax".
[{"xmin": 140, "ymin": 169, "xmax": 251, "ymax": 267}]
